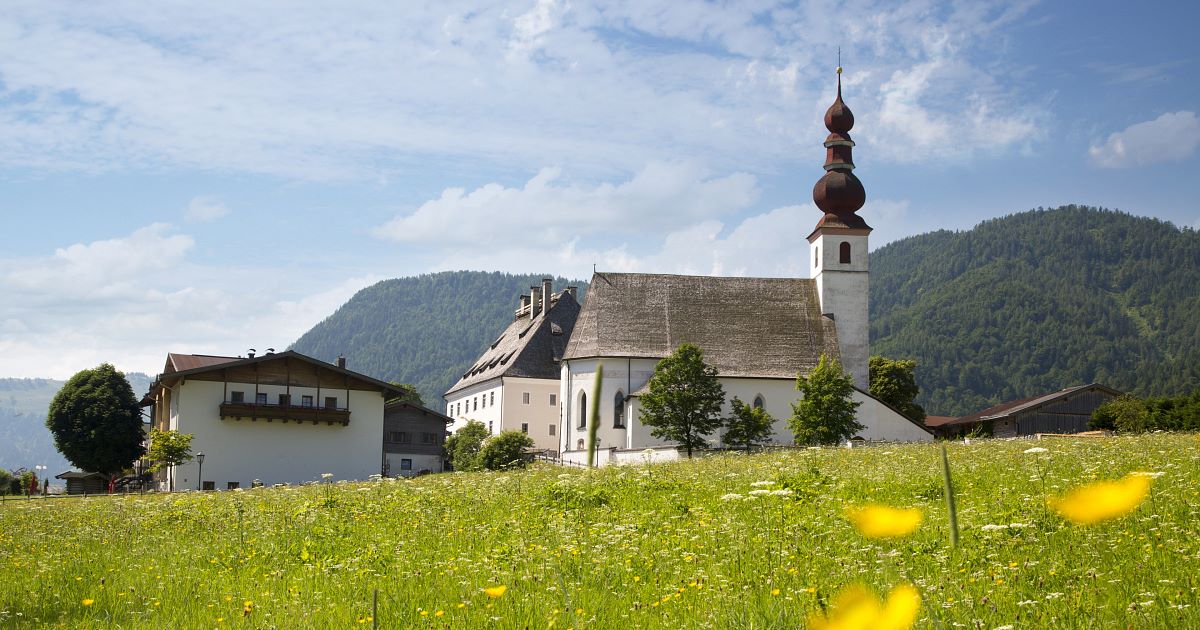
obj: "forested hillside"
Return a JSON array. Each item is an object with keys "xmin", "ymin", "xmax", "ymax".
[
  {"xmin": 0, "ymin": 372, "xmax": 151, "ymax": 472},
  {"xmin": 291, "ymin": 271, "xmax": 587, "ymax": 406},
  {"xmin": 871, "ymin": 205, "xmax": 1200, "ymax": 415}
]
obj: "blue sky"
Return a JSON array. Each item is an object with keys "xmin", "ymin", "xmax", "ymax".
[{"xmin": 1, "ymin": 0, "xmax": 1198, "ymax": 379}]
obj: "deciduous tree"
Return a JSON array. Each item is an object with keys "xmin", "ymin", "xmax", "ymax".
[
  {"xmin": 638, "ymin": 343, "xmax": 726, "ymax": 458},
  {"xmin": 46, "ymin": 364, "xmax": 145, "ymax": 475},
  {"xmin": 145, "ymin": 429, "xmax": 195, "ymax": 491},
  {"xmin": 868, "ymin": 356, "xmax": 926, "ymax": 424},
  {"xmin": 478, "ymin": 430, "xmax": 535, "ymax": 470},
  {"xmin": 790, "ymin": 354, "xmax": 863, "ymax": 446},
  {"xmin": 446, "ymin": 420, "xmax": 489, "ymax": 472},
  {"xmin": 723, "ymin": 397, "xmax": 774, "ymax": 451}
]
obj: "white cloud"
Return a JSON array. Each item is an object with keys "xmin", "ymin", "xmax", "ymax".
[
  {"xmin": 0, "ymin": 223, "xmax": 381, "ymax": 379},
  {"xmin": 185, "ymin": 196, "xmax": 231, "ymax": 222},
  {"xmin": 1088, "ymin": 111, "xmax": 1200, "ymax": 168},
  {"xmin": 373, "ymin": 162, "xmax": 759, "ymax": 246},
  {"xmin": 0, "ymin": 1, "xmax": 1046, "ymax": 180}
]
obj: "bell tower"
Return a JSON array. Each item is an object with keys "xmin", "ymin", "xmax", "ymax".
[{"xmin": 809, "ymin": 65, "xmax": 872, "ymax": 390}]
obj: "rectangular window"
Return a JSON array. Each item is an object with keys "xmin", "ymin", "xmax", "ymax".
[
  {"xmin": 549, "ymin": 393, "xmax": 557, "ymax": 406},
  {"xmin": 278, "ymin": 394, "xmax": 290, "ymax": 406},
  {"xmin": 227, "ymin": 482, "xmax": 240, "ymax": 490},
  {"xmin": 255, "ymin": 392, "xmax": 268, "ymax": 405},
  {"xmin": 490, "ymin": 391, "xmax": 495, "ymax": 406},
  {"xmin": 488, "ymin": 421, "xmax": 493, "ymax": 433},
  {"xmin": 521, "ymin": 423, "xmax": 528, "ymax": 433},
  {"xmin": 400, "ymin": 459, "xmax": 412, "ymax": 471},
  {"xmin": 394, "ymin": 432, "xmax": 410, "ymax": 444},
  {"xmin": 325, "ymin": 396, "xmax": 338, "ymax": 409},
  {"xmin": 421, "ymin": 432, "xmax": 436, "ymax": 444},
  {"xmin": 230, "ymin": 391, "xmax": 245, "ymax": 403},
  {"xmin": 301, "ymin": 395, "xmax": 313, "ymax": 407},
  {"xmin": 522, "ymin": 392, "xmax": 531, "ymax": 405},
  {"xmin": 473, "ymin": 397, "xmax": 478, "ymax": 411},
  {"xmin": 548, "ymin": 424, "xmax": 556, "ymax": 436},
  {"xmin": 202, "ymin": 481, "xmax": 215, "ymax": 491}
]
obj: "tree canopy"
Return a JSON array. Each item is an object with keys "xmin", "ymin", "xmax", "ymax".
[
  {"xmin": 478, "ymin": 430, "xmax": 536, "ymax": 470},
  {"xmin": 445, "ymin": 420, "xmax": 490, "ymax": 472},
  {"xmin": 46, "ymin": 364, "xmax": 145, "ymax": 475},
  {"xmin": 638, "ymin": 343, "xmax": 726, "ymax": 458},
  {"xmin": 790, "ymin": 354, "xmax": 863, "ymax": 446},
  {"xmin": 386, "ymin": 383, "xmax": 424, "ymax": 406},
  {"xmin": 723, "ymin": 397, "xmax": 774, "ymax": 451},
  {"xmin": 146, "ymin": 429, "xmax": 194, "ymax": 490},
  {"xmin": 868, "ymin": 356, "xmax": 926, "ymax": 423}
]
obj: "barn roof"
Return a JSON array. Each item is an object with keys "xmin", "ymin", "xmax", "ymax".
[
  {"xmin": 563, "ymin": 272, "xmax": 840, "ymax": 378},
  {"xmin": 939, "ymin": 383, "xmax": 1123, "ymax": 427},
  {"xmin": 445, "ymin": 290, "xmax": 581, "ymax": 396}
]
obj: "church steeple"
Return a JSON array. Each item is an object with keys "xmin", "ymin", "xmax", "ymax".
[{"xmin": 811, "ymin": 66, "xmax": 870, "ymax": 232}]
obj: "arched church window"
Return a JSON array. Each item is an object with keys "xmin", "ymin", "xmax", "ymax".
[
  {"xmin": 577, "ymin": 438, "xmax": 585, "ymax": 450},
  {"xmin": 839, "ymin": 242, "xmax": 851, "ymax": 264},
  {"xmin": 578, "ymin": 392, "xmax": 587, "ymax": 429},
  {"xmin": 613, "ymin": 391, "xmax": 626, "ymax": 428},
  {"xmin": 753, "ymin": 395, "xmax": 765, "ymax": 410}
]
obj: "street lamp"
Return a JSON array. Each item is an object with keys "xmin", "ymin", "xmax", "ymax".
[
  {"xmin": 196, "ymin": 452, "xmax": 205, "ymax": 491},
  {"xmin": 34, "ymin": 465, "xmax": 46, "ymax": 496}
]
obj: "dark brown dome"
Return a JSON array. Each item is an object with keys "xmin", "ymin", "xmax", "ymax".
[
  {"xmin": 824, "ymin": 92, "xmax": 854, "ymax": 134},
  {"xmin": 812, "ymin": 170, "xmax": 865, "ymax": 215}
]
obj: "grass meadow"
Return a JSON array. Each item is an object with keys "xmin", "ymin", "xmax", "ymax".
[{"xmin": 1, "ymin": 434, "xmax": 1198, "ymax": 628}]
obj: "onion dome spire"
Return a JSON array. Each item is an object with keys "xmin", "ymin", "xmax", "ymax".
[{"xmin": 812, "ymin": 66, "xmax": 870, "ymax": 231}]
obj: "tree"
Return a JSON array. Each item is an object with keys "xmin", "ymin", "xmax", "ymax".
[
  {"xmin": 723, "ymin": 397, "xmax": 774, "ymax": 451},
  {"xmin": 46, "ymin": 364, "xmax": 145, "ymax": 475},
  {"xmin": 0, "ymin": 469, "xmax": 12, "ymax": 495},
  {"xmin": 638, "ymin": 343, "xmax": 727, "ymax": 458},
  {"xmin": 446, "ymin": 420, "xmax": 489, "ymax": 472},
  {"xmin": 868, "ymin": 356, "xmax": 926, "ymax": 424},
  {"xmin": 1090, "ymin": 394, "xmax": 1149, "ymax": 432},
  {"xmin": 478, "ymin": 430, "xmax": 536, "ymax": 470},
  {"xmin": 386, "ymin": 382, "xmax": 424, "ymax": 406},
  {"xmin": 145, "ymin": 429, "xmax": 195, "ymax": 491},
  {"xmin": 790, "ymin": 354, "xmax": 863, "ymax": 446}
]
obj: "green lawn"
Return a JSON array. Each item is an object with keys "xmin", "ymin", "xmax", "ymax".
[{"xmin": 2, "ymin": 434, "xmax": 1198, "ymax": 628}]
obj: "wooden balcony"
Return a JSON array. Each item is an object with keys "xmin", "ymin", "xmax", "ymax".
[{"xmin": 218, "ymin": 401, "xmax": 351, "ymax": 426}]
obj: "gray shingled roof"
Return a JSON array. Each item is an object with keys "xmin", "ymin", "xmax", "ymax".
[
  {"xmin": 564, "ymin": 272, "xmax": 840, "ymax": 378},
  {"xmin": 445, "ymin": 291, "xmax": 581, "ymax": 396}
]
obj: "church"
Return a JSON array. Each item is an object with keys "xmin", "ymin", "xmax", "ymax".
[{"xmin": 450, "ymin": 68, "xmax": 932, "ymax": 464}]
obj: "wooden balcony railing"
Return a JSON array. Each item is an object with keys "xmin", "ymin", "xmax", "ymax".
[{"xmin": 218, "ymin": 401, "xmax": 351, "ymax": 426}]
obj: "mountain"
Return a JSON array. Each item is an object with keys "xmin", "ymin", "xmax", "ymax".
[
  {"xmin": 0, "ymin": 372, "xmax": 152, "ymax": 472},
  {"xmin": 291, "ymin": 271, "xmax": 588, "ymax": 406},
  {"xmin": 871, "ymin": 205, "xmax": 1200, "ymax": 415}
]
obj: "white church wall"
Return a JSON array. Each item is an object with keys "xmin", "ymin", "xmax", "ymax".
[
  {"xmin": 852, "ymin": 390, "xmax": 934, "ymax": 442},
  {"xmin": 810, "ymin": 232, "xmax": 870, "ymax": 390},
  {"xmin": 559, "ymin": 357, "xmax": 658, "ymax": 453}
]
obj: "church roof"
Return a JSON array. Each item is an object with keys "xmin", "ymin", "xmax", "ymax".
[
  {"xmin": 563, "ymin": 272, "xmax": 840, "ymax": 379},
  {"xmin": 445, "ymin": 290, "xmax": 581, "ymax": 396}
]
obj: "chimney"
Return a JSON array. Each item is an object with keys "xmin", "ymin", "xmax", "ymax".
[
  {"xmin": 541, "ymin": 277, "xmax": 553, "ymax": 312},
  {"xmin": 565, "ymin": 286, "xmax": 577, "ymax": 299},
  {"xmin": 519, "ymin": 293, "xmax": 530, "ymax": 317},
  {"xmin": 336, "ymin": 356, "xmax": 346, "ymax": 369},
  {"xmin": 266, "ymin": 347, "xmax": 276, "ymax": 355},
  {"xmin": 247, "ymin": 348, "xmax": 256, "ymax": 358},
  {"xmin": 530, "ymin": 286, "xmax": 541, "ymax": 318}
]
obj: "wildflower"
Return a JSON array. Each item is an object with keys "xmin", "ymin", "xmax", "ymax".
[
  {"xmin": 1023, "ymin": 447, "xmax": 1049, "ymax": 454},
  {"xmin": 844, "ymin": 505, "xmax": 923, "ymax": 539},
  {"xmin": 750, "ymin": 480, "xmax": 774, "ymax": 487},
  {"xmin": 748, "ymin": 489, "xmax": 773, "ymax": 496},
  {"xmin": 720, "ymin": 493, "xmax": 745, "ymax": 501},
  {"xmin": 82, "ymin": 599, "xmax": 94, "ymax": 606},
  {"xmin": 771, "ymin": 588, "xmax": 781, "ymax": 596},
  {"xmin": 484, "ymin": 585, "xmax": 507, "ymax": 599},
  {"xmin": 435, "ymin": 610, "xmax": 444, "ymax": 617},
  {"xmin": 807, "ymin": 583, "xmax": 920, "ymax": 630},
  {"xmin": 1046, "ymin": 473, "xmax": 1152, "ymax": 525},
  {"xmin": 321, "ymin": 473, "xmax": 334, "ymax": 480}
]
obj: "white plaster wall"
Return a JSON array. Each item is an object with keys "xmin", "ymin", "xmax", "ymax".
[
  {"xmin": 171, "ymin": 380, "xmax": 387, "ymax": 489},
  {"xmin": 500, "ymin": 376, "xmax": 563, "ymax": 452},
  {"xmin": 445, "ymin": 380, "xmax": 503, "ymax": 435},
  {"xmin": 811, "ymin": 232, "xmax": 870, "ymax": 390},
  {"xmin": 851, "ymin": 391, "xmax": 934, "ymax": 442},
  {"xmin": 559, "ymin": 358, "xmax": 659, "ymax": 453},
  {"xmin": 384, "ymin": 453, "xmax": 444, "ymax": 477}
]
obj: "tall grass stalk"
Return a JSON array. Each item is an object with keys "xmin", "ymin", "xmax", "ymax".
[
  {"xmin": 587, "ymin": 365, "xmax": 603, "ymax": 467},
  {"xmin": 941, "ymin": 442, "xmax": 959, "ymax": 547}
]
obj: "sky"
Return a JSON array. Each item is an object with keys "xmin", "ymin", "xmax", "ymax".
[{"xmin": 1, "ymin": 0, "xmax": 1198, "ymax": 380}]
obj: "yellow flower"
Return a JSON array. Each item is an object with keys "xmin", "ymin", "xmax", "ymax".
[
  {"xmin": 1047, "ymin": 473, "xmax": 1151, "ymax": 525},
  {"xmin": 435, "ymin": 610, "xmax": 444, "ymax": 617},
  {"xmin": 82, "ymin": 598, "xmax": 95, "ymax": 606},
  {"xmin": 808, "ymin": 583, "xmax": 920, "ymax": 630},
  {"xmin": 771, "ymin": 588, "xmax": 781, "ymax": 596},
  {"xmin": 844, "ymin": 505, "xmax": 923, "ymax": 538},
  {"xmin": 484, "ymin": 585, "xmax": 507, "ymax": 599}
]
